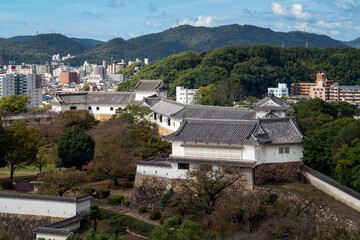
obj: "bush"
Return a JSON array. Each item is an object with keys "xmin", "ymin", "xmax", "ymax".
[
  {"xmin": 126, "ymin": 172, "xmax": 135, "ymax": 181},
  {"xmin": 107, "ymin": 195, "xmax": 124, "ymax": 205},
  {"xmin": 160, "ymin": 188, "xmax": 174, "ymax": 208},
  {"xmin": 149, "ymin": 210, "xmax": 161, "ymax": 220},
  {"xmin": 124, "ymin": 197, "xmax": 131, "ymax": 208},
  {"xmin": 101, "ymin": 189, "xmax": 111, "ymax": 198},
  {"xmin": 1, "ymin": 182, "xmax": 12, "ymax": 190},
  {"xmin": 159, "ymin": 215, "xmax": 169, "ymax": 225},
  {"xmin": 83, "ymin": 187, "xmax": 95, "ymax": 196},
  {"xmin": 123, "ymin": 182, "xmax": 133, "ymax": 188},
  {"xmin": 138, "ymin": 207, "xmax": 147, "ymax": 214}
]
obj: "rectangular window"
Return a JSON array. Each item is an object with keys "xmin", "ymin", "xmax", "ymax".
[
  {"xmin": 70, "ymin": 106, "xmax": 77, "ymax": 110},
  {"xmin": 167, "ymin": 118, "xmax": 171, "ymax": 126},
  {"xmin": 88, "ymin": 106, "xmax": 92, "ymax": 111},
  {"xmin": 153, "ymin": 112, "xmax": 157, "ymax": 120},
  {"xmin": 110, "ymin": 107, "xmax": 114, "ymax": 111},
  {"xmin": 159, "ymin": 115, "xmax": 163, "ymax": 123},
  {"xmin": 96, "ymin": 107, "xmax": 100, "ymax": 110},
  {"xmin": 279, "ymin": 147, "xmax": 290, "ymax": 154},
  {"xmin": 178, "ymin": 163, "xmax": 189, "ymax": 170}
]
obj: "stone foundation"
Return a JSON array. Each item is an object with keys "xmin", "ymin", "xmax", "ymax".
[
  {"xmin": 255, "ymin": 162, "xmax": 303, "ymax": 185},
  {"xmin": 93, "ymin": 113, "xmax": 113, "ymax": 121},
  {"xmin": 157, "ymin": 125, "xmax": 175, "ymax": 136},
  {"xmin": 0, "ymin": 213, "xmax": 64, "ymax": 240},
  {"xmin": 131, "ymin": 175, "xmax": 183, "ymax": 209}
]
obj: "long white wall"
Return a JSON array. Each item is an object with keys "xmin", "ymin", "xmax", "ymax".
[
  {"xmin": 0, "ymin": 197, "xmax": 90, "ymax": 218},
  {"xmin": 36, "ymin": 233, "xmax": 68, "ymax": 240},
  {"xmin": 136, "ymin": 163, "xmax": 189, "ymax": 179},
  {"xmin": 152, "ymin": 115, "xmax": 182, "ymax": 132},
  {"xmin": 302, "ymin": 169, "xmax": 360, "ymax": 212}
]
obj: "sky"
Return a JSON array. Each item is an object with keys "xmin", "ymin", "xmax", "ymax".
[{"xmin": 0, "ymin": 0, "xmax": 359, "ymax": 42}]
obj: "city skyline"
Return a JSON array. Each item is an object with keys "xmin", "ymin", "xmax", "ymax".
[{"xmin": 0, "ymin": 0, "xmax": 359, "ymax": 41}]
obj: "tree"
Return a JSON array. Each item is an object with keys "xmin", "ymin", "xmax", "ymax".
[
  {"xmin": 0, "ymin": 94, "xmax": 31, "ymax": 114},
  {"xmin": 58, "ymin": 127, "xmax": 95, "ymax": 169},
  {"xmin": 81, "ymin": 85, "xmax": 90, "ymax": 91},
  {"xmin": 37, "ymin": 168, "xmax": 85, "ymax": 196},
  {"xmin": 4, "ymin": 121, "xmax": 39, "ymax": 182},
  {"xmin": 0, "ymin": 125, "xmax": 6, "ymax": 168},
  {"xmin": 107, "ymin": 215, "xmax": 127, "ymax": 240},
  {"xmin": 111, "ymin": 104, "xmax": 152, "ymax": 127},
  {"xmin": 89, "ymin": 205, "xmax": 101, "ymax": 233},
  {"xmin": 149, "ymin": 217, "xmax": 221, "ymax": 240},
  {"xmin": 177, "ymin": 164, "xmax": 242, "ymax": 215},
  {"xmin": 54, "ymin": 110, "xmax": 98, "ymax": 131},
  {"xmin": 34, "ymin": 143, "xmax": 54, "ymax": 172}
]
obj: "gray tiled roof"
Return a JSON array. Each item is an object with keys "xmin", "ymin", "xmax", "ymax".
[
  {"xmin": 0, "ymin": 192, "xmax": 92, "ymax": 203},
  {"xmin": 132, "ymin": 80, "xmax": 170, "ymax": 92},
  {"xmin": 135, "ymin": 158, "xmax": 172, "ymax": 168},
  {"xmin": 55, "ymin": 92, "xmax": 138, "ymax": 105},
  {"xmin": 150, "ymin": 99, "xmax": 185, "ymax": 117},
  {"xmin": 171, "ymin": 104, "xmax": 256, "ymax": 120},
  {"xmin": 33, "ymin": 227, "xmax": 72, "ymax": 236},
  {"xmin": 150, "ymin": 99, "xmax": 256, "ymax": 120},
  {"xmin": 250, "ymin": 94, "xmax": 292, "ymax": 112},
  {"xmin": 163, "ymin": 118, "xmax": 305, "ymax": 145},
  {"xmin": 137, "ymin": 157, "xmax": 256, "ymax": 168},
  {"xmin": 47, "ymin": 215, "xmax": 83, "ymax": 228}
]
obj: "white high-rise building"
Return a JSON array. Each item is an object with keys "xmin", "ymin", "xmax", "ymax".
[
  {"xmin": 0, "ymin": 73, "xmax": 42, "ymax": 107},
  {"xmin": 268, "ymin": 83, "xmax": 289, "ymax": 98},
  {"xmin": 176, "ymin": 86, "xmax": 198, "ymax": 105}
]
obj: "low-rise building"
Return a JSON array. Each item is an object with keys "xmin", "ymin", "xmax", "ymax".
[
  {"xmin": 176, "ymin": 86, "xmax": 198, "ymax": 104},
  {"xmin": 268, "ymin": 83, "xmax": 289, "ymax": 98}
]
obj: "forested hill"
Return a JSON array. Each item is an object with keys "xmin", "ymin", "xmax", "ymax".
[
  {"xmin": 67, "ymin": 24, "xmax": 347, "ymax": 65},
  {"xmin": 0, "ymin": 24, "xmax": 353, "ymax": 65},
  {"xmin": 134, "ymin": 45, "xmax": 360, "ymax": 99}
]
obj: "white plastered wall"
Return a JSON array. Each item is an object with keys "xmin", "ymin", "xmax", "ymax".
[
  {"xmin": 36, "ymin": 233, "xmax": 68, "ymax": 240},
  {"xmin": 256, "ymin": 144, "xmax": 303, "ymax": 165}
]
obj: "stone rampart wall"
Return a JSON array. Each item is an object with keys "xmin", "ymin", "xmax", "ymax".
[
  {"xmin": 0, "ymin": 213, "xmax": 64, "ymax": 240},
  {"xmin": 255, "ymin": 162, "xmax": 303, "ymax": 185}
]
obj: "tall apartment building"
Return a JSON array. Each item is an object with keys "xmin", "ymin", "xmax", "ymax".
[
  {"xmin": 0, "ymin": 74, "xmax": 42, "ymax": 107},
  {"xmin": 107, "ymin": 61, "xmax": 127, "ymax": 75},
  {"xmin": 290, "ymin": 73, "xmax": 334, "ymax": 97},
  {"xmin": 60, "ymin": 72, "xmax": 80, "ymax": 85},
  {"xmin": 268, "ymin": 83, "xmax": 289, "ymax": 98},
  {"xmin": 176, "ymin": 86, "xmax": 198, "ymax": 104}
]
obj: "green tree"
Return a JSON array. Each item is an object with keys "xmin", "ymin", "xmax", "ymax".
[
  {"xmin": 0, "ymin": 125, "xmax": 6, "ymax": 168},
  {"xmin": 0, "ymin": 94, "xmax": 31, "ymax": 114},
  {"xmin": 112, "ymin": 104, "xmax": 152, "ymax": 127},
  {"xmin": 4, "ymin": 121, "xmax": 39, "ymax": 182},
  {"xmin": 107, "ymin": 215, "xmax": 127, "ymax": 240},
  {"xmin": 38, "ymin": 168, "xmax": 85, "ymax": 196},
  {"xmin": 66, "ymin": 234, "xmax": 82, "ymax": 240},
  {"xmin": 89, "ymin": 205, "xmax": 101, "ymax": 233},
  {"xmin": 81, "ymin": 85, "xmax": 90, "ymax": 91},
  {"xmin": 150, "ymin": 217, "xmax": 221, "ymax": 240},
  {"xmin": 116, "ymin": 79, "xmax": 138, "ymax": 92},
  {"xmin": 34, "ymin": 143, "xmax": 54, "ymax": 172},
  {"xmin": 55, "ymin": 110, "xmax": 98, "ymax": 130},
  {"xmin": 58, "ymin": 127, "xmax": 95, "ymax": 169}
]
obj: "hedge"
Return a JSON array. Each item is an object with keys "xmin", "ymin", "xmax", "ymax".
[
  {"xmin": 124, "ymin": 197, "xmax": 131, "ymax": 208},
  {"xmin": 107, "ymin": 195, "xmax": 124, "ymax": 205},
  {"xmin": 1, "ymin": 182, "xmax": 12, "ymax": 190}
]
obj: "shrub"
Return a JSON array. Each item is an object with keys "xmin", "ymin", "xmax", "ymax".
[
  {"xmin": 126, "ymin": 172, "xmax": 135, "ymax": 181},
  {"xmin": 160, "ymin": 215, "xmax": 169, "ymax": 225},
  {"xmin": 83, "ymin": 187, "xmax": 95, "ymax": 196},
  {"xmin": 160, "ymin": 188, "xmax": 174, "ymax": 208},
  {"xmin": 1, "ymin": 182, "xmax": 12, "ymax": 190},
  {"xmin": 138, "ymin": 207, "xmax": 147, "ymax": 214},
  {"xmin": 149, "ymin": 210, "xmax": 161, "ymax": 220},
  {"xmin": 101, "ymin": 189, "xmax": 111, "ymax": 198},
  {"xmin": 107, "ymin": 195, "xmax": 124, "ymax": 205},
  {"xmin": 123, "ymin": 182, "xmax": 133, "ymax": 188},
  {"xmin": 124, "ymin": 197, "xmax": 131, "ymax": 208},
  {"xmin": 266, "ymin": 193, "xmax": 278, "ymax": 205}
]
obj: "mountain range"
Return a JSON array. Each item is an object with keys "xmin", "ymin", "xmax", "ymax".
[{"xmin": 0, "ymin": 24, "xmax": 357, "ymax": 65}]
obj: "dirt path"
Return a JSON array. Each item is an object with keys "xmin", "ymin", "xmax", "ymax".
[{"xmin": 92, "ymin": 200, "xmax": 160, "ymax": 226}]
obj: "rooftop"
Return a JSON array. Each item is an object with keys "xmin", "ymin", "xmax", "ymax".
[
  {"xmin": 250, "ymin": 94, "xmax": 292, "ymax": 112},
  {"xmin": 54, "ymin": 92, "xmax": 138, "ymax": 105},
  {"xmin": 131, "ymin": 80, "xmax": 170, "ymax": 92},
  {"xmin": 162, "ymin": 118, "xmax": 305, "ymax": 145}
]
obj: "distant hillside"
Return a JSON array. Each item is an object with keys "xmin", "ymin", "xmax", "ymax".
[
  {"xmin": 0, "ymin": 24, "xmax": 355, "ymax": 65},
  {"xmin": 8, "ymin": 35, "xmax": 33, "ymax": 42},
  {"xmin": 343, "ymin": 38, "xmax": 360, "ymax": 48},
  {"xmin": 71, "ymin": 38, "xmax": 104, "ymax": 47},
  {"xmin": 67, "ymin": 24, "xmax": 347, "ymax": 65}
]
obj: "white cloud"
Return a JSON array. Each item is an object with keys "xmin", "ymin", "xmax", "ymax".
[
  {"xmin": 316, "ymin": 20, "xmax": 341, "ymax": 29},
  {"xmin": 107, "ymin": 0, "xmax": 125, "ymax": 8},
  {"xmin": 179, "ymin": 15, "xmax": 214, "ymax": 27},
  {"xmin": 271, "ymin": 2, "xmax": 312, "ymax": 20},
  {"xmin": 330, "ymin": 30, "xmax": 340, "ymax": 35},
  {"xmin": 333, "ymin": 0, "xmax": 356, "ymax": 10}
]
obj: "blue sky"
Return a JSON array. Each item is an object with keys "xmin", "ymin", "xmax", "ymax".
[{"xmin": 0, "ymin": 0, "xmax": 359, "ymax": 41}]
